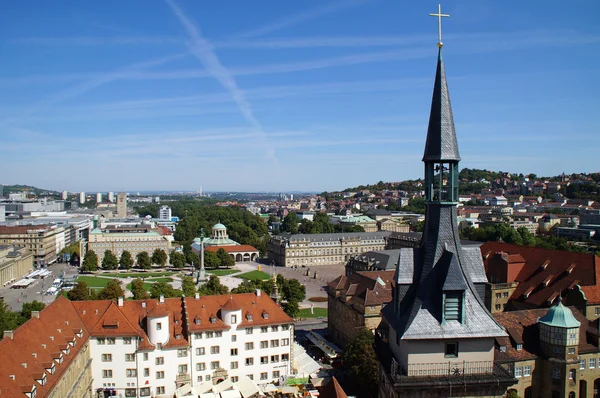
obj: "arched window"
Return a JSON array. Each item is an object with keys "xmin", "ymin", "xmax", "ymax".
[{"xmin": 568, "ymin": 392, "xmax": 576, "ymax": 398}]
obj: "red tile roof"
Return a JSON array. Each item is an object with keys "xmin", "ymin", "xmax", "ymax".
[
  {"xmin": 328, "ymin": 271, "xmax": 395, "ymax": 307},
  {"xmin": 481, "ymin": 242, "xmax": 600, "ymax": 307}
]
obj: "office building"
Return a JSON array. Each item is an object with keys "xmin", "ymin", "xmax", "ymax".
[
  {"xmin": 116, "ymin": 193, "xmax": 127, "ymax": 218},
  {"xmin": 159, "ymin": 205, "xmax": 172, "ymax": 220},
  {"xmin": 0, "ymin": 225, "xmax": 66, "ymax": 266}
]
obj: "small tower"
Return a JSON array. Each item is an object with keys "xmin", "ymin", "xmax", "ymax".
[
  {"xmin": 147, "ymin": 300, "xmax": 170, "ymax": 346},
  {"xmin": 221, "ymin": 296, "xmax": 242, "ymax": 327},
  {"xmin": 538, "ymin": 297, "xmax": 581, "ymax": 360}
]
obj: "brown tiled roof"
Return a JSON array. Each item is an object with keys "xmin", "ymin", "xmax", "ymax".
[
  {"xmin": 221, "ymin": 295, "xmax": 241, "ymax": 311},
  {"xmin": 205, "ymin": 245, "xmax": 258, "ymax": 253},
  {"xmin": 493, "ymin": 306, "xmax": 596, "ymax": 363},
  {"xmin": 0, "ymin": 296, "xmax": 89, "ymax": 397},
  {"xmin": 0, "ymin": 225, "xmax": 50, "ymax": 234},
  {"xmin": 481, "ymin": 242, "xmax": 600, "ymax": 307},
  {"xmin": 320, "ymin": 377, "xmax": 348, "ymax": 398},
  {"xmin": 328, "ymin": 271, "xmax": 395, "ymax": 308}
]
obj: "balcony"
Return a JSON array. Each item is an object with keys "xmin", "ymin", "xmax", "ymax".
[{"xmin": 175, "ymin": 373, "xmax": 190, "ymax": 383}]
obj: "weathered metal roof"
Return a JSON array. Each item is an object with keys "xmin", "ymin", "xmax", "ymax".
[{"xmin": 538, "ymin": 299, "xmax": 581, "ymax": 328}]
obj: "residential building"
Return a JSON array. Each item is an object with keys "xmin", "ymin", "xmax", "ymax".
[
  {"xmin": 0, "ymin": 205, "xmax": 4, "ymax": 222},
  {"xmin": 61, "ymin": 191, "xmax": 68, "ymax": 200},
  {"xmin": 159, "ymin": 205, "xmax": 172, "ymax": 220},
  {"xmin": 116, "ymin": 193, "xmax": 127, "ymax": 218},
  {"xmin": 108, "ymin": 192, "xmax": 114, "ymax": 202},
  {"xmin": 1, "ymin": 291, "xmax": 293, "ymax": 398},
  {"xmin": 79, "ymin": 192, "xmax": 86, "ymax": 204},
  {"xmin": 0, "ymin": 245, "xmax": 33, "ymax": 286},
  {"xmin": 0, "ymin": 296, "xmax": 93, "ymax": 398},
  {"xmin": 95, "ymin": 192, "xmax": 102, "ymax": 203},
  {"xmin": 327, "ymin": 271, "xmax": 394, "ymax": 347},
  {"xmin": 376, "ymin": 40, "xmax": 516, "ymax": 397},
  {"xmin": 87, "ymin": 226, "xmax": 171, "ymax": 265},
  {"xmin": 0, "ymin": 225, "xmax": 66, "ymax": 266},
  {"xmin": 494, "ymin": 302, "xmax": 600, "ymax": 398},
  {"xmin": 267, "ymin": 231, "xmax": 390, "ymax": 267}
]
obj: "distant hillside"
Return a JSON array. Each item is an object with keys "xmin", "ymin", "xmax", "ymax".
[{"xmin": 1, "ymin": 184, "xmax": 59, "ymax": 196}]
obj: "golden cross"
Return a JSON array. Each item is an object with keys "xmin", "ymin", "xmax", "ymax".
[{"xmin": 430, "ymin": 4, "xmax": 450, "ymax": 48}]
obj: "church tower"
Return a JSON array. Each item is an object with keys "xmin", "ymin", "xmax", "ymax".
[{"xmin": 376, "ymin": 6, "xmax": 517, "ymax": 397}]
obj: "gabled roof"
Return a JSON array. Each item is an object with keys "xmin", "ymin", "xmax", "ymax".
[{"xmin": 329, "ymin": 271, "xmax": 395, "ymax": 308}]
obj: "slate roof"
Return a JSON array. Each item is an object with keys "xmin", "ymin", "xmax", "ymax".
[
  {"xmin": 423, "ymin": 48, "xmax": 460, "ymax": 162},
  {"xmin": 350, "ymin": 249, "xmax": 401, "ymax": 272}
]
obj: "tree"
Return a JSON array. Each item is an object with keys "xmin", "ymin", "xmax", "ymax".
[
  {"xmin": 102, "ymin": 250, "xmax": 118, "ymax": 270},
  {"xmin": 231, "ymin": 279, "xmax": 261, "ymax": 294},
  {"xmin": 152, "ymin": 248, "xmax": 168, "ymax": 267},
  {"xmin": 82, "ymin": 250, "xmax": 98, "ymax": 272},
  {"xmin": 186, "ymin": 251, "xmax": 199, "ymax": 267},
  {"xmin": 204, "ymin": 250, "xmax": 221, "ymax": 269},
  {"xmin": 181, "ymin": 276, "xmax": 197, "ymax": 297},
  {"xmin": 119, "ymin": 250, "xmax": 134, "ymax": 269},
  {"xmin": 413, "ymin": 220, "xmax": 425, "ymax": 233},
  {"xmin": 68, "ymin": 281, "xmax": 91, "ymax": 301},
  {"xmin": 282, "ymin": 278, "xmax": 306, "ymax": 304},
  {"xmin": 20, "ymin": 300, "xmax": 45, "ymax": 320},
  {"xmin": 0, "ymin": 301, "xmax": 24, "ymax": 338},
  {"xmin": 198, "ymin": 275, "xmax": 229, "ymax": 296},
  {"xmin": 130, "ymin": 278, "xmax": 149, "ymax": 300},
  {"xmin": 97, "ymin": 279, "xmax": 125, "ymax": 300},
  {"xmin": 216, "ymin": 248, "xmax": 235, "ymax": 268},
  {"xmin": 136, "ymin": 251, "xmax": 151, "ymax": 269},
  {"xmin": 343, "ymin": 328, "xmax": 379, "ymax": 397},
  {"xmin": 169, "ymin": 251, "xmax": 187, "ymax": 268},
  {"xmin": 150, "ymin": 281, "xmax": 182, "ymax": 299},
  {"xmin": 282, "ymin": 300, "xmax": 300, "ymax": 318},
  {"xmin": 281, "ymin": 212, "xmax": 299, "ymax": 234}
]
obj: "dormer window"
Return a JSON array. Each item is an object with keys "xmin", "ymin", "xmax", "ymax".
[
  {"xmin": 516, "ymin": 344, "xmax": 523, "ymax": 351},
  {"xmin": 246, "ymin": 313, "xmax": 253, "ymax": 321},
  {"xmin": 262, "ymin": 311, "xmax": 269, "ymax": 320},
  {"xmin": 195, "ymin": 318, "xmax": 201, "ymax": 325},
  {"xmin": 443, "ymin": 291, "xmax": 463, "ymax": 323},
  {"xmin": 210, "ymin": 316, "xmax": 216, "ymax": 324}
]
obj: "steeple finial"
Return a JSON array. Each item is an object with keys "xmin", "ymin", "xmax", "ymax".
[{"xmin": 430, "ymin": 4, "xmax": 450, "ymax": 48}]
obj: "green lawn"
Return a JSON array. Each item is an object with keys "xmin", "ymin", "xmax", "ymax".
[
  {"xmin": 298, "ymin": 307, "xmax": 328, "ymax": 318},
  {"xmin": 236, "ymin": 270, "xmax": 271, "ymax": 281},
  {"xmin": 77, "ymin": 275, "xmax": 118, "ymax": 288},
  {"xmin": 107, "ymin": 272, "xmax": 175, "ymax": 278},
  {"xmin": 206, "ymin": 269, "xmax": 239, "ymax": 276},
  {"xmin": 145, "ymin": 277, "xmax": 173, "ymax": 283}
]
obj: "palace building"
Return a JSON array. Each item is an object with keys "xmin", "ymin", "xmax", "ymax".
[
  {"xmin": 0, "ymin": 291, "xmax": 294, "ymax": 398},
  {"xmin": 375, "ymin": 10, "xmax": 517, "ymax": 397}
]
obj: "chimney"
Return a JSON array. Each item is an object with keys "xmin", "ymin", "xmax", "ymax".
[
  {"xmin": 256, "ymin": 289, "xmax": 261, "ymax": 297},
  {"xmin": 31, "ymin": 311, "xmax": 40, "ymax": 319},
  {"xmin": 195, "ymin": 293, "xmax": 200, "ymax": 300},
  {"xmin": 3, "ymin": 331, "xmax": 14, "ymax": 340},
  {"xmin": 118, "ymin": 297, "xmax": 124, "ymax": 307},
  {"xmin": 142, "ymin": 302, "xmax": 146, "ymax": 308},
  {"xmin": 159, "ymin": 295, "xmax": 164, "ymax": 304},
  {"xmin": 95, "ymin": 309, "xmax": 98, "ymax": 314}
]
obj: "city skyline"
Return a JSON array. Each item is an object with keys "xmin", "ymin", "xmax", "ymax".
[{"xmin": 0, "ymin": 1, "xmax": 598, "ymax": 192}]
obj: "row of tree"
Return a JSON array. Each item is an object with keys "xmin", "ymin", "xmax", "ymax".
[
  {"xmin": 81, "ymin": 249, "xmax": 169, "ymax": 272},
  {"xmin": 460, "ymin": 224, "xmax": 595, "ymax": 254},
  {"xmin": 136, "ymin": 201, "xmax": 270, "ymax": 257},
  {"xmin": 0, "ymin": 300, "xmax": 46, "ymax": 340},
  {"xmin": 279, "ymin": 212, "xmax": 365, "ymax": 235}
]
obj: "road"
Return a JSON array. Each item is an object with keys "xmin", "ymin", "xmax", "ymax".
[{"xmin": 0, "ymin": 262, "xmax": 79, "ymax": 311}]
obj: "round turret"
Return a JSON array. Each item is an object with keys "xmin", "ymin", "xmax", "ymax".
[
  {"xmin": 221, "ymin": 296, "xmax": 242, "ymax": 327},
  {"xmin": 538, "ymin": 298, "xmax": 580, "ymax": 358},
  {"xmin": 147, "ymin": 305, "xmax": 170, "ymax": 346},
  {"xmin": 212, "ymin": 223, "xmax": 228, "ymax": 239}
]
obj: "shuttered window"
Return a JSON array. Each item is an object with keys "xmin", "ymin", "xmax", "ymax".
[{"xmin": 444, "ymin": 292, "xmax": 462, "ymax": 322}]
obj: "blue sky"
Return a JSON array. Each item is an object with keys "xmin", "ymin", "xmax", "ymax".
[{"xmin": 0, "ymin": 1, "xmax": 598, "ymax": 192}]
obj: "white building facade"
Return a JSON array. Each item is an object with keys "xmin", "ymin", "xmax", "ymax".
[
  {"xmin": 74, "ymin": 292, "xmax": 294, "ymax": 398},
  {"xmin": 159, "ymin": 206, "xmax": 172, "ymax": 220},
  {"xmin": 79, "ymin": 192, "xmax": 86, "ymax": 204}
]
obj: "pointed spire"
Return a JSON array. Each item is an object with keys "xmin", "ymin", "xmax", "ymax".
[{"xmin": 422, "ymin": 48, "xmax": 460, "ymax": 162}]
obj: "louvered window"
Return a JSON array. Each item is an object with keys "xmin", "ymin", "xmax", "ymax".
[{"xmin": 444, "ymin": 292, "xmax": 463, "ymax": 322}]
